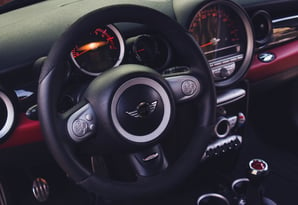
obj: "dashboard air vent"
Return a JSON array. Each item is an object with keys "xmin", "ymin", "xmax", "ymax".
[
  {"xmin": 0, "ymin": 88, "xmax": 17, "ymax": 141},
  {"xmin": 252, "ymin": 10, "xmax": 272, "ymax": 46}
]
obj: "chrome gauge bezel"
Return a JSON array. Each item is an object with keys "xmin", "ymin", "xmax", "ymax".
[
  {"xmin": 188, "ymin": 0, "xmax": 254, "ymax": 87},
  {"xmin": 70, "ymin": 24, "xmax": 125, "ymax": 76}
]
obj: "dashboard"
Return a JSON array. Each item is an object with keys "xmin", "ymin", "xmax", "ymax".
[
  {"xmin": 0, "ymin": 0, "xmax": 297, "ymax": 203},
  {"xmin": 0, "ymin": 0, "xmax": 297, "ymax": 166},
  {"xmin": 66, "ymin": 0, "xmax": 253, "ymax": 88}
]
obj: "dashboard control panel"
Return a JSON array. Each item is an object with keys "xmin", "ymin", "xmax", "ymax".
[
  {"xmin": 202, "ymin": 86, "xmax": 248, "ymax": 161},
  {"xmin": 210, "ymin": 54, "xmax": 243, "ymax": 80}
]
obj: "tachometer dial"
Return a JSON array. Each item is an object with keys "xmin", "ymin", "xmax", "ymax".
[
  {"xmin": 131, "ymin": 35, "xmax": 171, "ymax": 70},
  {"xmin": 71, "ymin": 24, "xmax": 124, "ymax": 76}
]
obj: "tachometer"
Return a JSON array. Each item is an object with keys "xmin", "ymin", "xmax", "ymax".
[
  {"xmin": 189, "ymin": 0, "xmax": 254, "ymax": 87},
  {"xmin": 71, "ymin": 24, "xmax": 125, "ymax": 76},
  {"xmin": 131, "ymin": 35, "xmax": 171, "ymax": 70}
]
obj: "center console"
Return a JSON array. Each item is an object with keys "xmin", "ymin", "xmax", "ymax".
[
  {"xmin": 195, "ymin": 159, "xmax": 277, "ymax": 205},
  {"xmin": 202, "ymin": 83, "xmax": 248, "ymax": 161}
]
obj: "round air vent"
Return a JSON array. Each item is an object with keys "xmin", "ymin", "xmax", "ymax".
[
  {"xmin": 252, "ymin": 10, "xmax": 272, "ymax": 46},
  {"xmin": 0, "ymin": 87, "xmax": 18, "ymax": 142}
]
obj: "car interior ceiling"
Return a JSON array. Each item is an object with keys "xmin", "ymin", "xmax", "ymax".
[{"xmin": 0, "ymin": 0, "xmax": 297, "ymax": 205}]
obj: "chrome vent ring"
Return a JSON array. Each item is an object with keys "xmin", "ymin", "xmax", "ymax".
[{"xmin": 0, "ymin": 89, "xmax": 17, "ymax": 140}]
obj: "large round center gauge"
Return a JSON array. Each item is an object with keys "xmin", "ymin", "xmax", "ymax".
[
  {"xmin": 70, "ymin": 24, "xmax": 125, "ymax": 76},
  {"xmin": 188, "ymin": 0, "xmax": 254, "ymax": 86}
]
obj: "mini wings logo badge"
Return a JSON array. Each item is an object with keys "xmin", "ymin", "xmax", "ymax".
[{"xmin": 126, "ymin": 101, "xmax": 158, "ymax": 118}]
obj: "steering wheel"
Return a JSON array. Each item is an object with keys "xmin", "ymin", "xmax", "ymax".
[{"xmin": 38, "ymin": 5, "xmax": 216, "ymax": 200}]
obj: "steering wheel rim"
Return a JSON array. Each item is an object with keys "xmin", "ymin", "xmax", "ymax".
[{"xmin": 38, "ymin": 5, "xmax": 216, "ymax": 200}]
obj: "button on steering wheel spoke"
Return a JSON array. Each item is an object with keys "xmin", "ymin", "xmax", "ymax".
[
  {"xmin": 65, "ymin": 103, "xmax": 96, "ymax": 142},
  {"xmin": 164, "ymin": 71, "xmax": 201, "ymax": 103}
]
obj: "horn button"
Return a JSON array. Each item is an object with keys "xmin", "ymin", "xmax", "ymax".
[
  {"xmin": 117, "ymin": 85, "xmax": 163, "ymax": 135},
  {"xmin": 111, "ymin": 77, "xmax": 172, "ymax": 143}
]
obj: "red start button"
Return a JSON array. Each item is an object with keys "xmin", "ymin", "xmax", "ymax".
[
  {"xmin": 249, "ymin": 159, "xmax": 268, "ymax": 174},
  {"xmin": 251, "ymin": 160, "xmax": 266, "ymax": 170}
]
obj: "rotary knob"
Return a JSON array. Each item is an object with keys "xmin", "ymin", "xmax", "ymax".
[{"xmin": 220, "ymin": 68, "xmax": 229, "ymax": 78}]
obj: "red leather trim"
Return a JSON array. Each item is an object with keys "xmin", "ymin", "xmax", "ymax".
[
  {"xmin": 0, "ymin": 114, "xmax": 43, "ymax": 149},
  {"xmin": 246, "ymin": 40, "xmax": 298, "ymax": 81}
]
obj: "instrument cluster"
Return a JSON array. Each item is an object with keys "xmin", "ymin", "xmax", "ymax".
[
  {"xmin": 69, "ymin": 0, "xmax": 254, "ymax": 88},
  {"xmin": 69, "ymin": 25, "xmax": 172, "ymax": 77}
]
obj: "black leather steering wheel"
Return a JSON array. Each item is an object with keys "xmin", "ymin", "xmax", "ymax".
[{"xmin": 38, "ymin": 5, "xmax": 216, "ymax": 200}]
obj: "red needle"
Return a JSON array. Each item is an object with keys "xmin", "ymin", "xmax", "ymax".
[
  {"xmin": 137, "ymin": 48, "xmax": 145, "ymax": 53},
  {"xmin": 200, "ymin": 41, "xmax": 213, "ymax": 48},
  {"xmin": 73, "ymin": 49, "xmax": 89, "ymax": 58}
]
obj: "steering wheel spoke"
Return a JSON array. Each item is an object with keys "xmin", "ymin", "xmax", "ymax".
[
  {"xmin": 63, "ymin": 102, "xmax": 96, "ymax": 143},
  {"xmin": 164, "ymin": 71, "xmax": 201, "ymax": 103},
  {"xmin": 129, "ymin": 144, "xmax": 168, "ymax": 177}
]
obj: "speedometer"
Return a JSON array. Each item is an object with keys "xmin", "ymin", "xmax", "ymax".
[
  {"xmin": 189, "ymin": 0, "xmax": 254, "ymax": 87},
  {"xmin": 189, "ymin": 6, "xmax": 245, "ymax": 61},
  {"xmin": 71, "ymin": 24, "xmax": 125, "ymax": 76}
]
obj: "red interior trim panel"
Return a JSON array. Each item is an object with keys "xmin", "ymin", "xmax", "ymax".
[
  {"xmin": 0, "ymin": 114, "xmax": 43, "ymax": 149},
  {"xmin": 246, "ymin": 40, "xmax": 298, "ymax": 81}
]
